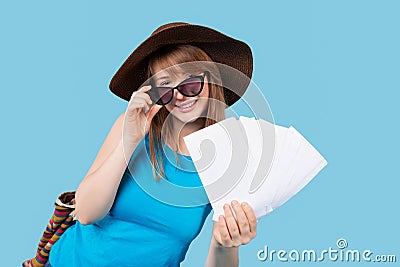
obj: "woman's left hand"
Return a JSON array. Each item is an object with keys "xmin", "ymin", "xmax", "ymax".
[{"xmin": 212, "ymin": 200, "xmax": 257, "ymax": 248}]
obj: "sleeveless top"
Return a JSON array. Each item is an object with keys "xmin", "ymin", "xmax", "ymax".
[{"xmin": 49, "ymin": 133, "xmax": 212, "ymax": 267}]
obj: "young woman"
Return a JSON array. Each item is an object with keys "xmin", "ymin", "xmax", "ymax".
[{"xmin": 46, "ymin": 22, "xmax": 258, "ymax": 267}]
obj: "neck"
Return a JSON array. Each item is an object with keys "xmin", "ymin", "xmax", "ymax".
[{"xmin": 170, "ymin": 117, "xmax": 206, "ymax": 154}]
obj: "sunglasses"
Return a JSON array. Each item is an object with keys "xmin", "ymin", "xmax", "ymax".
[{"xmin": 147, "ymin": 71, "xmax": 210, "ymax": 105}]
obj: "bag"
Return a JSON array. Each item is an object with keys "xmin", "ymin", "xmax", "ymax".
[{"xmin": 22, "ymin": 191, "xmax": 77, "ymax": 267}]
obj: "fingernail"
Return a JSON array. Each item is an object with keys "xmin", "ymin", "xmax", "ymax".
[
  {"xmin": 219, "ymin": 216, "xmax": 224, "ymax": 222},
  {"xmin": 224, "ymin": 204, "xmax": 229, "ymax": 209},
  {"xmin": 242, "ymin": 202, "xmax": 248, "ymax": 207},
  {"xmin": 232, "ymin": 200, "xmax": 239, "ymax": 206}
]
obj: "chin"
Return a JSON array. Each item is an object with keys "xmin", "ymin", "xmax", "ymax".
[
  {"xmin": 173, "ymin": 113, "xmax": 203, "ymax": 124},
  {"xmin": 168, "ymin": 102, "xmax": 208, "ymax": 124}
]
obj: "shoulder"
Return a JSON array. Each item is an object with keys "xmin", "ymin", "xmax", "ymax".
[
  {"xmin": 107, "ymin": 111, "xmax": 126, "ymax": 138},
  {"xmin": 103, "ymin": 111, "xmax": 126, "ymax": 142},
  {"xmin": 115, "ymin": 112, "xmax": 126, "ymax": 129},
  {"xmin": 83, "ymin": 111, "xmax": 126, "ymax": 177}
]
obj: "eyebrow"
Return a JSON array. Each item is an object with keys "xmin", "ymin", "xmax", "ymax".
[
  {"xmin": 155, "ymin": 75, "xmax": 170, "ymax": 81},
  {"xmin": 154, "ymin": 73, "xmax": 193, "ymax": 83}
]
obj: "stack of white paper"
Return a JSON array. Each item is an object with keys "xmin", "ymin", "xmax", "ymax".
[{"xmin": 183, "ymin": 116, "xmax": 328, "ymax": 221}]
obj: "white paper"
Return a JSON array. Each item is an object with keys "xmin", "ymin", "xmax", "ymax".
[{"xmin": 183, "ymin": 116, "xmax": 328, "ymax": 221}]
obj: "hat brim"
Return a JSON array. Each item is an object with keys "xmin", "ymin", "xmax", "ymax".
[{"xmin": 109, "ymin": 24, "xmax": 253, "ymax": 107}]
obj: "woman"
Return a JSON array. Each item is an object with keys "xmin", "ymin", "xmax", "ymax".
[{"xmin": 47, "ymin": 22, "xmax": 257, "ymax": 267}]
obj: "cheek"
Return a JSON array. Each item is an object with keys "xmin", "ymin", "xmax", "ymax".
[
  {"xmin": 165, "ymin": 103, "xmax": 173, "ymax": 113},
  {"xmin": 201, "ymin": 85, "xmax": 210, "ymax": 106},
  {"xmin": 197, "ymin": 84, "xmax": 209, "ymax": 105},
  {"xmin": 201, "ymin": 84, "xmax": 210, "ymax": 98}
]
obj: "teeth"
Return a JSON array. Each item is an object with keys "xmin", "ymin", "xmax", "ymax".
[{"xmin": 177, "ymin": 100, "xmax": 196, "ymax": 108}]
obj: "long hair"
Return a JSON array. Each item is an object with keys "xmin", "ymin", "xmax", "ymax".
[{"xmin": 145, "ymin": 44, "xmax": 226, "ymax": 181}]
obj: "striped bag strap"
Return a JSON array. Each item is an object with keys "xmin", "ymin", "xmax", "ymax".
[{"xmin": 22, "ymin": 191, "xmax": 77, "ymax": 267}]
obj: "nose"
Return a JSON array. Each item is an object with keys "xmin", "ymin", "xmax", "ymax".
[{"xmin": 173, "ymin": 89, "xmax": 185, "ymax": 100}]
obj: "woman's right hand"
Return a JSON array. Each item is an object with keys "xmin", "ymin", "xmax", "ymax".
[{"xmin": 123, "ymin": 85, "xmax": 162, "ymax": 145}]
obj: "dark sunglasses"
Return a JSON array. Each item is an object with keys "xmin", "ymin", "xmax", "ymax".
[{"xmin": 147, "ymin": 71, "xmax": 210, "ymax": 105}]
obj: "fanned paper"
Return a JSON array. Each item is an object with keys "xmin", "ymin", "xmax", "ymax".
[{"xmin": 183, "ymin": 116, "xmax": 328, "ymax": 221}]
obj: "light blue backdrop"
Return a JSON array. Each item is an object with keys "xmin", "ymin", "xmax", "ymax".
[{"xmin": 2, "ymin": 1, "xmax": 399, "ymax": 266}]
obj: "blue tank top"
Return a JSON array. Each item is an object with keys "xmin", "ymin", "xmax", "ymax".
[{"xmin": 49, "ymin": 133, "xmax": 212, "ymax": 267}]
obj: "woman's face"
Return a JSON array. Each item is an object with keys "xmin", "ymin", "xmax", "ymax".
[{"xmin": 152, "ymin": 66, "xmax": 210, "ymax": 124}]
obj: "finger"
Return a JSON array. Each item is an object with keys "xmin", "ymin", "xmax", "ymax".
[
  {"xmin": 133, "ymin": 91, "xmax": 153, "ymax": 105},
  {"xmin": 241, "ymin": 202, "xmax": 257, "ymax": 235},
  {"xmin": 129, "ymin": 86, "xmax": 152, "ymax": 102},
  {"xmin": 128, "ymin": 102, "xmax": 146, "ymax": 111},
  {"xmin": 130, "ymin": 97, "xmax": 148, "ymax": 104},
  {"xmin": 128, "ymin": 103, "xmax": 149, "ymax": 114},
  {"xmin": 217, "ymin": 215, "xmax": 232, "ymax": 247},
  {"xmin": 130, "ymin": 98, "xmax": 150, "ymax": 110},
  {"xmin": 137, "ymin": 85, "xmax": 152, "ymax": 93},
  {"xmin": 231, "ymin": 200, "xmax": 250, "ymax": 236},
  {"xmin": 223, "ymin": 204, "xmax": 240, "ymax": 241}
]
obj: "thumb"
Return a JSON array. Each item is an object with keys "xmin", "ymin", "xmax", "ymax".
[{"xmin": 146, "ymin": 104, "xmax": 163, "ymax": 122}]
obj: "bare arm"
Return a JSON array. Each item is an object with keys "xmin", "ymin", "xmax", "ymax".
[
  {"xmin": 74, "ymin": 112, "xmax": 140, "ymax": 225},
  {"xmin": 205, "ymin": 222, "xmax": 239, "ymax": 267},
  {"xmin": 74, "ymin": 85, "xmax": 162, "ymax": 225}
]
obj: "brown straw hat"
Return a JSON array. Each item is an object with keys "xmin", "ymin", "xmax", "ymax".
[{"xmin": 109, "ymin": 22, "xmax": 253, "ymax": 106}]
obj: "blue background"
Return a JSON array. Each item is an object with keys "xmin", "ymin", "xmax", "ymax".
[{"xmin": 2, "ymin": 0, "xmax": 399, "ymax": 266}]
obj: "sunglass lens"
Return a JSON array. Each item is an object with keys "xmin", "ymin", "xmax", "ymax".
[
  {"xmin": 178, "ymin": 77, "xmax": 202, "ymax": 96},
  {"xmin": 156, "ymin": 87, "xmax": 173, "ymax": 105}
]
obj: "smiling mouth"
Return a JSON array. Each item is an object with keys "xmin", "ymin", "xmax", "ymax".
[{"xmin": 175, "ymin": 100, "xmax": 197, "ymax": 109}]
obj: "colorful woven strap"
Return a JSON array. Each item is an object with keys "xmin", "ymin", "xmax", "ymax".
[{"xmin": 22, "ymin": 191, "xmax": 77, "ymax": 267}]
